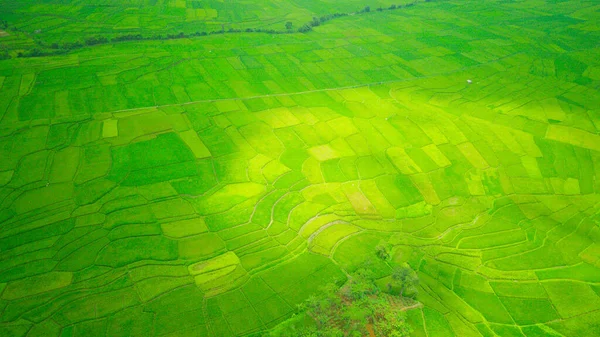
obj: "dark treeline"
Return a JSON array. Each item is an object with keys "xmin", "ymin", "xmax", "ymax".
[
  {"xmin": 0, "ymin": 20, "xmax": 9, "ymax": 59},
  {"xmin": 9, "ymin": 1, "xmax": 424, "ymax": 59}
]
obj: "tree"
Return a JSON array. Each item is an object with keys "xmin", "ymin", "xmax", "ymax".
[
  {"xmin": 388, "ymin": 264, "xmax": 419, "ymax": 299},
  {"xmin": 364, "ymin": 6, "xmax": 371, "ymax": 12},
  {"xmin": 375, "ymin": 240, "xmax": 392, "ymax": 260},
  {"xmin": 285, "ymin": 21, "xmax": 293, "ymax": 31},
  {"xmin": 341, "ymin": 301, "xmax": 370, "ymax": 335},
  {"xmin": 85, "ymin": 35, "xmax": 108, "ymax": 46},
  {"xmin": 343, "ymin": 268, "xmax": 378, "ymax": 300},
  {"xmin": 298, "ymin": 24, "xmax": 312, "ymax": 33},
  {"xmin": 321, "ymin": 283, "xmax": 342, "ymax": 311},
  {"xmin": 112, "ymin": 34, "xmax": 143, "ymax": 42},
  {"xmin": 373, "ymin": 309, "xmax": 412, "ymax": 337},
  {"xmin": 299, "ymin": 295, "xmax": 326, "ymax": 326},
  {"xmin": 0, "ymin": 43, "xmax": 10, "ymax": 60}
]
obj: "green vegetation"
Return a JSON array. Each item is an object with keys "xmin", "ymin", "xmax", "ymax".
[
  {"xmin": 0, "ymin": 0, "xmax": 600, "ymax": 336},
  {"xmin": 268, "ymin": 267, "xmax": 416, "ymax": 337},
  {"xmin": 0, "ymin": 0, "xmax": 417, "ymax": 58},
  {"xmin": 268, "ymin": 245, "xmax": 419, "ymax": 336}
]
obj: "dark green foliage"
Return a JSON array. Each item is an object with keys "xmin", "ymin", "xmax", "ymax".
[
  {"xmin": 298, "ymin": 24, "xmax": 312, "ymax": 33},
  {"xmin": 342, "ymin": 268, "xmax": 379, "ymax": 300},
  {"xmin": 268, "ymin": 261, "xmax": 417, "ymax": 336},
  {"xmin": 386, "ymin": 265, "xmax": 420, "ymax": 299},
  {"xmin": 0, "ymin": 44, "xmax": 9, "ymax": 60},
  {"xmin": 112, "ymin": 34, "xmax": 144, "ymax": 42},
  {"xmin": 373, "ymin": 308, "xmax": 413, "ymax": 337},
  {"xmin": 85, "ymin": 35, "xmax": 109, "ymax": 46},
  {"xmin": 376, "ymin": 241, "xmax": 392, "ymax": 261}
]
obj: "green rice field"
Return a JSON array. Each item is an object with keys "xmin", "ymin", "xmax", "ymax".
[{"xmin": 1, "ymin": 0, "xmax": 600, "ymax": 336}]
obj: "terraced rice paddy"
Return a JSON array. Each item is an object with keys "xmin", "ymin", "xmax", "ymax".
[{"xmin": 0, "ymin": 0, "xmax": 600, "ymax": 336}]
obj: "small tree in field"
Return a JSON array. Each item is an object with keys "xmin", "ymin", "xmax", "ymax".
[
  {"xmin": 375, "ymin": 240, "xmax": 392, "ymax": 261},
  {"xmin": 285, "ymin": 21, "xmax": 293, "ymax": 31},
  {"xmin": 310, "ymin": 17, "xmax": 320, "ymax": 27},
  {"xmin": 388, "ymin": 265, "xmax": 419, "ymax": 299}
]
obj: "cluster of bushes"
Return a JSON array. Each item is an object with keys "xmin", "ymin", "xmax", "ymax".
[
  {"xmin": 112, "ymin": 33, "xmax": 143, "ymax": 42},
  {"xmin": 267, "ymin": 242, "xmax": 420, "ymax": 336},
  {"xmin": 17, "ymin": 40, "xmax": 85, "ymax": 58},
  {"xmin": 17, "ymin": 48, "xmax": 69, "ymax": 58},
  {"xmin": 0, "ymin": 44, "xmax": 9, "ymax": 60},
  {"xmin": 297, "ymin": 12, "xmax": 349, "ymax": 33},
  {"xmin": 267, "ymin": 266, "xmax": 417, "ymax": 337},
  {"xmin": 0, "ymin": 20, "xmax": 11, "ymax": 60},
  {"xmin": 297, "ymin": 12, "xmax": 348, "ymax": 33},
  {"xmin": 361, "ymin": 2, "xmax": 418, "ymax": 14},
  {"xmin": 84, "ymin": 35, "xmax": 108, "ymax": 46}
]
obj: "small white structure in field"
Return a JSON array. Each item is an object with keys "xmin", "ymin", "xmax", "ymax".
[{"xmin": 467, "ymin": 79, "xmax": 473, "ymax": 84}]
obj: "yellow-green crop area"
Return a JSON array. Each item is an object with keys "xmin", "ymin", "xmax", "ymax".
[{"xmin": 1, "ymin": 0, "xmax": 600, "ymax": 336}]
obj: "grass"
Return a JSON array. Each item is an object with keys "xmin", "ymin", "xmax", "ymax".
[{"xmin": 0, "ymin": 0, "xmax": 599, "ymax": 336}]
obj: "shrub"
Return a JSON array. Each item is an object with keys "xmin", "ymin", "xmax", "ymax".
[
  {"xmin": 85, "ymin": 35, "xmax": 108, "ymax": 46},
  {"xmin": 298, "ymin": 24, "xmax": 312, "ymax": 33}
]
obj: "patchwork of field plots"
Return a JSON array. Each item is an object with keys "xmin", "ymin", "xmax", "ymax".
[
  {"xmin": 0, "ymin": 0, "xmax": 407, "ymax": 46},
  {"xmin": 0, "ymin": 0, "xmax": 600, "ymax": 336}
]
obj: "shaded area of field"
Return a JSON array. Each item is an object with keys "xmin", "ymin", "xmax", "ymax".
[{"xmin": 0, "ymin": 0, "xmax": 599, "ymax": 336}]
